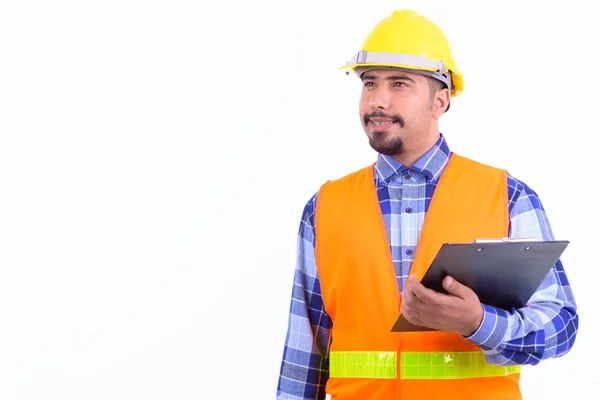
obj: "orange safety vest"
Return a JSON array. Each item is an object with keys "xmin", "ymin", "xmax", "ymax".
[{"xmin": 314, "ymin": 153, "xmax": 522, "ymax": 400}]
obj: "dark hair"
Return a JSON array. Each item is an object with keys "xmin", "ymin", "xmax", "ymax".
[{"xmin": 427, "ymin": 76, "xmax": 451, "ymax": 113}]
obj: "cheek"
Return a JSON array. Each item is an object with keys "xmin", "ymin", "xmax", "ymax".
[
  {"xmin": 359, "ymin": 96, "xmax": 370, "ymax": 112},
  {"xmin": 359, "ymin": 100, "xmax": 371, "ymax": 123},
  {"xmin": 402, "ymin": 101, "xmax": 428, "ymax": 121}
]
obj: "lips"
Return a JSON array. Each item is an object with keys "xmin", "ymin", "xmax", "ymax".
[
  {"xmin": 369, "ymin": 117, "xmax": 397, "ymax": 129},
  {"xmin": 370, "ymin": 120, "xmax": 395, "ymax": 126},
  {"xmin": 370, "ymin": 116, "xmax": 393, "ymax": 121},
  {"xmin": 363, "ymin": 112, "xmax": 404, "ymax": 128}
]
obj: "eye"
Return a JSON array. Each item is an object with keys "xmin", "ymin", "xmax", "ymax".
[
  {"xmin": 363, "ymin": 81, "xmax": 374, "ymax": 87},
  {"xmin": 393, "ymin": 81, "xmax": 408, "ymax": 88}
]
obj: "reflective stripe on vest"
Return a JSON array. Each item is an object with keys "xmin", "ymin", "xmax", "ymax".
[{"xmin": 330, "ymin": 351, "xmax": 521, "ymax": 379}]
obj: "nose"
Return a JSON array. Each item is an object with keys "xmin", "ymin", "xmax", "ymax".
[{"xmin": 369, "ymin": 86, "xmax": 390, "ymax": 110}]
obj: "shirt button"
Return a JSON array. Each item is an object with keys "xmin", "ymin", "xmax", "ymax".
[
  {"xmin": 405, "ymin": 249, "xmax": 413, "ymax": 256},
  {"xmin": 404, "ymin": 173, "xmax": 412, "ymax": 180},
  {"xmin": 405, "ymin": 207, "xmax": 413, "ymax": 213}
]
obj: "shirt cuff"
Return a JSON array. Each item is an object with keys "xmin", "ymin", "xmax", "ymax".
[{"xmin": 464, "ymin": 304, "xmax": 510, "ymax": 350}]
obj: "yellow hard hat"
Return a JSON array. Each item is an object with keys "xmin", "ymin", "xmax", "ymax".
[{"xmin": 341, "ymin": 10, "xmax": 463, "ymax": 97}]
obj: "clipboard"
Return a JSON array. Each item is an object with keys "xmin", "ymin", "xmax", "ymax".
[{"xmin": 391, "ymin": 238, "xmax": 570, "ymax": 332}]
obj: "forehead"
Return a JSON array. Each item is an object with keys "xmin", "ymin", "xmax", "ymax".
[{"xmin": 359, "ymin": 68, "xmax": 425, "ymax": 82}]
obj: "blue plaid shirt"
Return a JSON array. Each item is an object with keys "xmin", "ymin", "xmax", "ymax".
[{"xmin": 276, "ymin": 134, "xmax": 579, "ymax": 400}]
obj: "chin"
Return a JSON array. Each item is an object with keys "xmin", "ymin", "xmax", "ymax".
[{"xmin": 369, "ymin": 136, "xmax": 404, "ymax": 156}]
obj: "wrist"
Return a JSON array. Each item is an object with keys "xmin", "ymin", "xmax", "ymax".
[
  {"xmin": 463, "ymin": 304, "xmax": 484, "ymax": 337},
  {"xmin": 465, "ymin": 304, "xmax": 509, "ymax": 349}
]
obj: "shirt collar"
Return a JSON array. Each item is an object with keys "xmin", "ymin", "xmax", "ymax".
[{"xmin": 373, "ymin": 133, "xmax": 452, "ymax": 186}]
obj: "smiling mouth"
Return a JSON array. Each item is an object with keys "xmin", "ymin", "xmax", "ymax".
[
  {"xmin": 364, "ymin": 112, "xmax": 404, "ymax": 128},
  {"xmin": 371, "ymin": 120, "xmax": 395, "ymax": 126}
]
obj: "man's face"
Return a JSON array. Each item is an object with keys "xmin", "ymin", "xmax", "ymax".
[{"xmin": 359, "ymin": 69, "xmax": 441, "ymax": 157}]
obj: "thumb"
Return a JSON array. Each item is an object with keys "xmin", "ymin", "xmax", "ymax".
[{"xmin": 443, "ymin": 276, "xmax": 469, "ymax": 299}]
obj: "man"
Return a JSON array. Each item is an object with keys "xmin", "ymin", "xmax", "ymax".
[{"xmin": 276, "ymin": 10, "xmax": 578, "ymax": 400}]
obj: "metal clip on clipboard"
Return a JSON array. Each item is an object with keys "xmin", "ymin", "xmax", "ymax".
[
  {"xmin": 473, "ymin": 238, "xmax": 539, "ymax": 251},
  {"xmin": 473, "ymin": 237, "xmax": 538, "ymax": 244}
]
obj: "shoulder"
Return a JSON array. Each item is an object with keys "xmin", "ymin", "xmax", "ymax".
[
  {"xmin": 506, "ymin": 172, "xmax": 546, "ymax": 215},
  {"xmin": 305, "ymin": 163, "xmax": 375, "ymax": 210},
  {"xmin": 298, "ymin": 164, "xmax": 374, "ymax": 238},
  {"xmin": 505, "ymin": 172, "xmax": 555, "ymax": 240},
  {"xmin": 291, "ymin": 191, "xmax": 319, "ymax": 247},
  {"xmin": 321, "ymin": 164, "xmax": 375, "ymax": 188},
  {"xmin": 453, "ymin": 154, "xmax": 545, "ymax": 215},
  {"xmin": 299, "ymin": 191, "xmax": 318, "ymax": 230},
  {"xmin": 460, "ymin": 156, "xmax": 551, "ymax": 238},
  {"xmin": 304, "ymin": 190, "xmax": 319, "ymax": 216}
]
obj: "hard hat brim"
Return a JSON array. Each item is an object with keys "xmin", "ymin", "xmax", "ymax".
[{"xmin": 340, "ymin": 51, "xmax": 463, "ymax": 97}]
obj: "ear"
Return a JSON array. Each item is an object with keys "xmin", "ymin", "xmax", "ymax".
[{"xmin": 433, "ymin": 88, "xmax": 451, "ymax": 118}]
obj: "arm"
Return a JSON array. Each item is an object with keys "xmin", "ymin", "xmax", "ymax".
[
  {"xmin": 466, "ymin": 178, "xmax": 579, "ymax": 365},
  {"xmin": 277, "ymin": 194, "xmax": 332, "ymax": 400}
]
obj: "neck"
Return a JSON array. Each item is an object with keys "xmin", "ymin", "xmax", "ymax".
[{"xmin": 392, "ymin": 131, "xmax": 440, "ymax": 168}]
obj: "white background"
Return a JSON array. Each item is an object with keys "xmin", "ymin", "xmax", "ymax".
[{"xmin": 0, "ymin": 0, "xmax": 597, "ymax": 399}]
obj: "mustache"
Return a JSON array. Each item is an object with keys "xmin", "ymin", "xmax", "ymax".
[{"xmin": 363, "ymin": 111, "xmax": 404, "ymax": 127}]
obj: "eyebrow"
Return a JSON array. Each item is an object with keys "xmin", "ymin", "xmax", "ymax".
[{"xmin": 361, "ymin": 74, "xmax": 416, "ymax": 83}]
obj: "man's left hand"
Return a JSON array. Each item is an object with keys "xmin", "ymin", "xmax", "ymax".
[{"xmin": 401, "ymin": 274, "xmax": 484, "ymax": 336}]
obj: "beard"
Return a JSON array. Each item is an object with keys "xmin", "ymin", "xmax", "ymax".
[
  {"xmin": 369, "ymin": 132, "xmax": 404, "ymax": 156},
  {"xmin": 363, "ymin": 111, "xmax": 405, "ymax": 156}
]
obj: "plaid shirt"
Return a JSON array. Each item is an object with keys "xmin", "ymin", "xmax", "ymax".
[{"xmin": 276, "ymin": 134, "xmax": 579, "ymax": 400}]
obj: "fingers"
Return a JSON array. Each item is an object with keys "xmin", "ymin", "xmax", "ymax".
[
  {"xmin": 402, "ymin": 307, "xmax": 423, "ymax": 325},
  {"xmin": 407, "ymin": 275, "xmax": 444, "ymax": 305},
  {"xmin": 442, "ymin": 276, "xmax": 471, "ymax": 300},
  {"xmin": 402, "ymin": 276, "xmax": 443, "ymax": 326},
  {"xmin": 403, "ymin": 278, "xmax": 425, "ymax": 307},
  {"xmin": 401, "ymin": 290, "xmax": 424, "ymax": 325}
]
